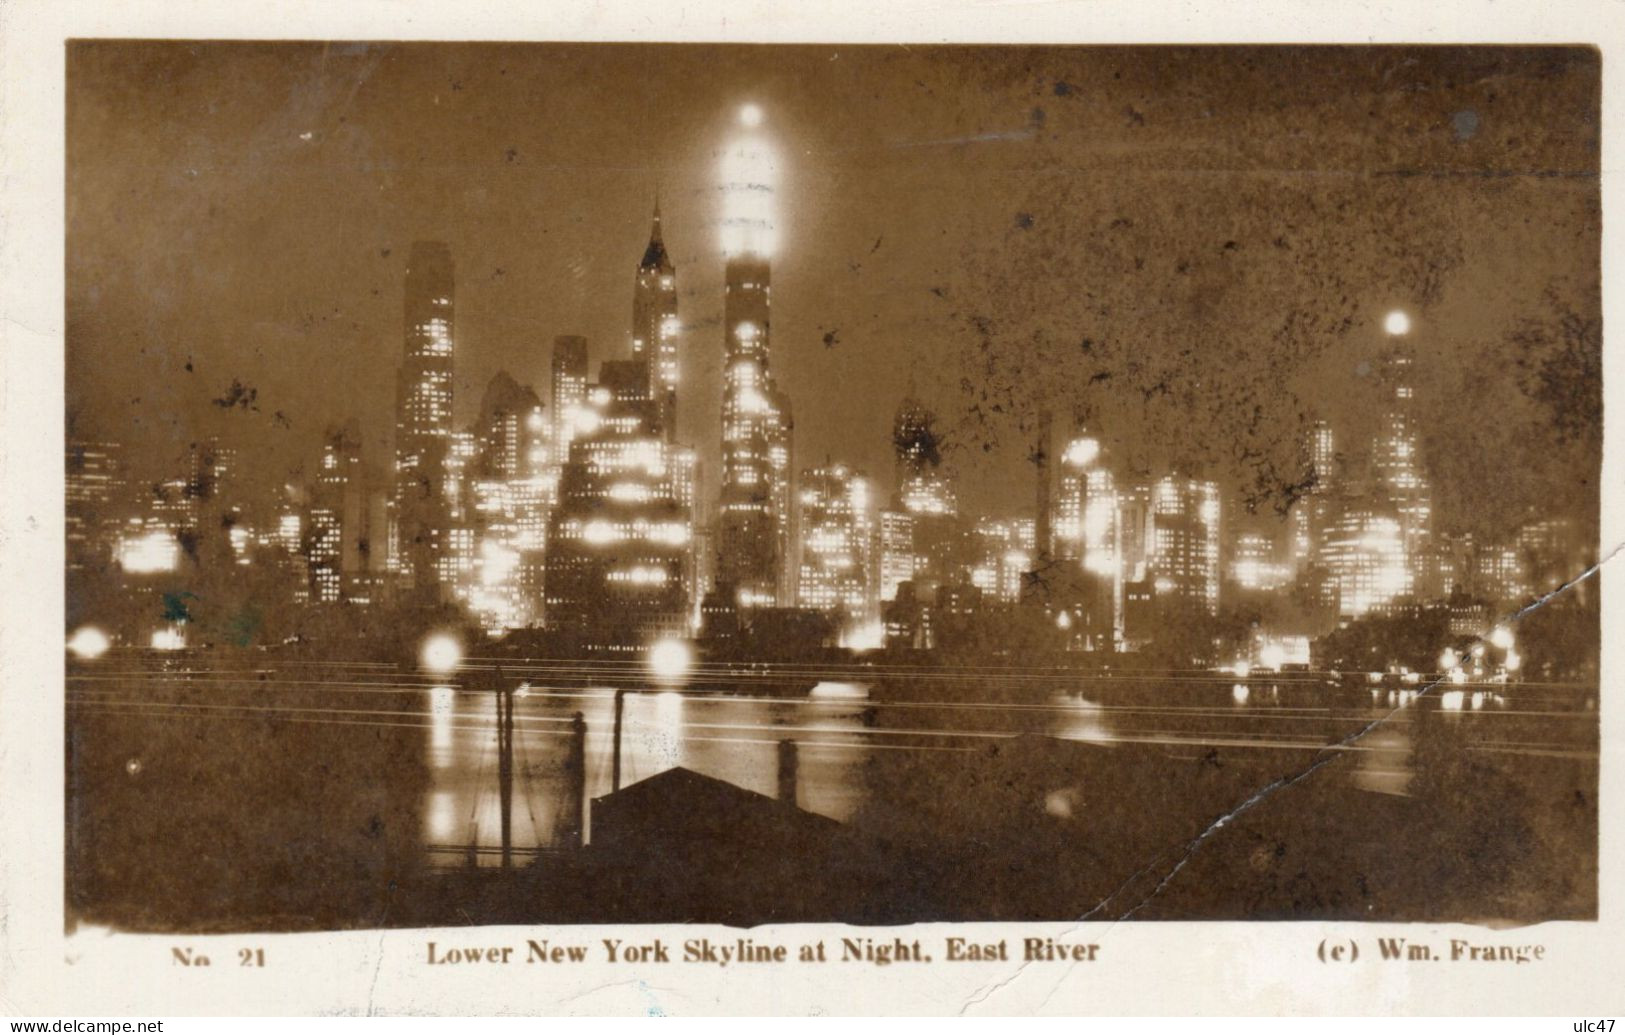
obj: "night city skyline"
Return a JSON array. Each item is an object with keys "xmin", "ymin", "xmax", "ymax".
[
  {"xmin": 67, "ymin": 43, "xmax": 1600, "ymax": 540},
  {"xmin": 61, "ymin": 42, "xmax": 1601, "ymax": 936}
]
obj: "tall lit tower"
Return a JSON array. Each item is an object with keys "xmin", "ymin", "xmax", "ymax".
[
  {"xmin": 1372, "ymin": 309, "xmax": 1431, "ymax": 566},
  {"xmin": 392, "ymin": 241, "xmax": 456, "ymax": 592},
  {"xmin": 632, "ymin": 196, "xmax": 681, "ymax": 442},
  {"xmin": 551, "ymin": 335, "xmax": 590, "ymax": 450},
  {"xmin": 715, "ymin": 103, "xmax": 794, "ymax": 609}
]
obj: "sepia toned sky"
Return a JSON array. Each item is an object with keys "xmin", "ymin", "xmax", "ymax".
[{"xmin": 66, "ymin": 43, "xmax": 1601, "ymax": 537}]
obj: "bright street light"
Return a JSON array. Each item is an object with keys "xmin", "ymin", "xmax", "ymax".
[
  {"xmin": 648, "ymin": 638, "xmax": 693, "ymax": 682},
  {"xmin": 67, "ymin": 626, "xmax": 110, "ymax": 660},
  {"xmin": 1384, "ymin": 310, "xmax": 1411, "ymax": 335},
  {"xmin": 421, "ymin": 633, "xmax": 463, "ymax": 675}
]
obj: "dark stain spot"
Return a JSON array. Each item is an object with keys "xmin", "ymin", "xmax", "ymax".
[
  {"xmin": 379, "ymin": 247, "xmax": 392, "ymax": 258},
  {"xmin": 1014, "ymin": 212, "xmax": 1034, "ymax": 230},
  {"xmin": 504, "ymin": 148, "xmax": 518, "ymax": 163},
  {"xmin": 212, "ymin": 379, "xmax": 259, "ymax": 411},
  {"xmin": 822, "ymin": 329, "xmax": 840, "ymax": 349},
  {"xmin": 1052, "ymin": 81, "xmax": 1074, "ymax": 96},
  {"xmin": 160, "ymin": 591, "xmax": 197, "ymax": 624},
  {"xmin": 1125, "ymin": 105, "xmax": 1146, "ymax": 127}
]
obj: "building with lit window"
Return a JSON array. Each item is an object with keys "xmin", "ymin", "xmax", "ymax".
[
  {"xmin": 632, "ymin": 198, "xmax": 681, "ymax": 443},
  {"xmin": 67, "ymin": 441, "xmax": 125, "ymax": 570},
  {"xmin": 1147, "ymin": 475, "xmax": 1222, "ymax": 616},
  {"xmin": 796, "ymin": 464, "xmax": 877, "ymax": 635},
  {"xmin": 1289, "ymin": 420, "xmax": 1339, "ymax": 575},
  {"xmin": 1372, "ymin": 337, "xmax": 1432, "ymax": 573},
  {"xmin": 392, "ymin": 241, "xmax": 457, "ymax": 596},
  {"xmin": 716, "ymin": 104, "xmax": 794, "ymax": 610},
  {"xmin": 1322, "ymin": 507, "xmax": 1411, "ymax": 617},
  {"xmin": 1051, "ymin": 433, "xmax": 1120, "ymax": 646},
  {"xmin": 551, "ymin": 335, "xmax": 590, "ymax": 451},
  {"xmin": 1230, "ymin": 529, "xmax": 1290, "ymax": 592},
  {"xmin": 308, "ymin": 420, "xmax": 370, "ymax": 604},
  {"xmin": 877, "ymin": 509, "xmax": 916, "ymax": 603},
  {"xmin": 892, "ymin": 397, "xmax": 966, "ymax": 595},
  {"xmin": 1513, "ymin": 516, "xmax": 1588, "ymax": 601},
  {"xmin": 969, "ymin": 517, "xmax": 1034, "ymax": 604},
  {"xmin": 546, "ymin": 360, "xmax": 693, "ymax": 649},
  {"xmin": 453, "ymin": 373, "xmax": 552, "ymax": 632}
]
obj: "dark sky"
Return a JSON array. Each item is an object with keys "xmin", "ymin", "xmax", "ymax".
[{"xmin": 66, "ymin": 43, "xmax": 1601, "ymax": 537}]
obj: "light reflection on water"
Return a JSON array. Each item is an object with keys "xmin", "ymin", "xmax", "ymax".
[
  {"xmin": 1044, "ymin": 694, "xmax": 1113, "ymax": 744},
  {"xmin": 1351, "ymin": 726, "xmax": 1415, "ymax": 796},
  {"xmin": 428, "ymin": 685, "xmax": 455, "ymax": 761},
  {"xmin": 418, "ymin": 679, "xmax": 1512, "ymax": 862}
]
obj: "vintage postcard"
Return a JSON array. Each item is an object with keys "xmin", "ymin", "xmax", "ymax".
[{"xmin": 3, "ymin": 0, "xmax": 1622, "ymax": 1018}]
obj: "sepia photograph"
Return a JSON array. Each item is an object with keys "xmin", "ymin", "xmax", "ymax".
[{"xmin": 58, "ymin": 38, "xmax": 1602, "ymax": 944}]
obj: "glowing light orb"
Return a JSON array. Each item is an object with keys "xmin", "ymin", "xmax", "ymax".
[
  {"xmin": 1488, "ymin": 626, "xmax": 1514, "ymax": 651},
  {"xmin": 648, "ymin": 638, "xmax": 693, "ymax": 682},
  {"xmin": 420, "ymin": 633, "xmax": 463, "ymax": 675},
  {"xmin": 719, "ymin": 106, "xmax": 778, "ymax": 258},
  {"xmin": 1063, "ymin": 438, "xmax": 1100, "ymax": 468},
  {"xmin": 1384, "ymin": 310, "xmax": 1411, "ymax": 336},
  {"xmin": 1055, "ymin": 610, "xmax": 1073, "ymax": 631},
  {"xmin": 67, "ymin": 626, "xmax": 110, "ymax": 660}
]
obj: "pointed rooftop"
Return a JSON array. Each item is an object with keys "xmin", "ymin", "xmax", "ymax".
[{"xmin": 638, "ymin": 194, "xmax": 672, "ymax": 273}]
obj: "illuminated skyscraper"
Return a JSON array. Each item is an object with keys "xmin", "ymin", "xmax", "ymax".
[
  {"xmin": 1053, "ymin": 434, "xmax": 1120, "ymax": 645},
  {"xmin": 546, "ymin": 360, "xmax": 693, "ymax": 648},
  {"xmin": 893, "ymin": 398, "xmax": 954, "ymax": 518},
  {"xmin": 892, "ymin": 397, "xmax": 966, "ymax": 595},
  {"xmin": 877, "ymin": 509, "xmax": 916, "ymax": 603},
  {"xmin": 796, "ymin": 464, "xmax": 877, "ymax": 634},
  {"xmin": 1372, "ymin": 323, "xmax": 1432, "ymax": 569},
  {"xmin": 1230, "ymin": 529, "xmax": 1290, "ymax": 592},
  {"xmin": 461, "ymin": 372, "xmax": 550, "ymax": 632},
  {"xmin": 309, "ymin": 420, "xmax": 368, "ymax": 604},
  {"xmin": 716, "ymin": 104, "xmax": 794, "ymax": 609},
  {"xmin": 1323, "ymin": 508, "xmax": 1410, "ymax": 617},
  {"xmin": 1290, "ymin": 420, "xmax": 1338, "ymax": 571},
  {"xmin": 632, "ymin": 197, "xmax": 681, "ymax": 442},
  {"xmin": 66, "ymin": 441, "xmax": 125, "ymax": 570},
  {"xmin": 392, "ymin": 241, "xmax": 456, "ymax": 594},
  {"xmin": 1148, "ymin": 475, "xmax": 1221, "ymax": 615},
  {"xmin": 551, "ymin": 335, "xmax": 590, "ymax": 450},
  {"xmin": 969, "ymin": 517, "xmax": 1034, "ymax": 604}
]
